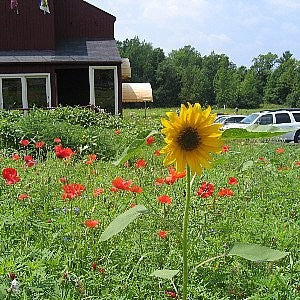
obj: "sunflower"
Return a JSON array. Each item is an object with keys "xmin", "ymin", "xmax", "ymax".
[{"xmin": 160, "ymin": 103, "xmax": 223, "ymax": 175}]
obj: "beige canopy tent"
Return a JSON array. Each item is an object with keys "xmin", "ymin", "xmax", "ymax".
[
  {"xmin": 122, "ymin": 83, "xmax": 153, "ymax": 117},
  {"xmin": 121, "ymin": 58, "xmax": 131, "ymax": 80},
  {"xmin": 122, "ymin": 83, "xmax": 153, "ymax": 103}
]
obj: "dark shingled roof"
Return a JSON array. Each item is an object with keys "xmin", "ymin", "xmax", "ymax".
[{"xmin": 0, "ymin": 39, "xmax": 121, "ymax": 64}]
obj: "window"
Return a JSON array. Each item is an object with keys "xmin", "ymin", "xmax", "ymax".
[
  {"xmin": 256, "ymin": 114, "xmax": 273, "ymax": 125},
  {"xmin": 0, "ymin": 74, "xmax": 51, "ymax": 110},
  {"xmin": 241, "ymin": 113, "xmax": 259, "ymax": 124},
  {"xmin": 275, "ymin": 113, "xmax": 291, "ymax": 124},
  {"xmin": 292, "ymin": 113, "xmax": 300, "ymax": 122}
]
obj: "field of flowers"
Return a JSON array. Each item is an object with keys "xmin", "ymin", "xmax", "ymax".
[{"xmin": 0, "ymin": 107, "xmax": 299, "ymax": 299}]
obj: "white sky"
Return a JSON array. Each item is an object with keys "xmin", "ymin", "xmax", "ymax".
[{"xmin": 86, "ymin": 0, "xmax": 300, "ymax": 66}]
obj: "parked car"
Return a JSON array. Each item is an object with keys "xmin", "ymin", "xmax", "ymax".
[
  {"xmin": 215, "ymin": 114, "xmax": 246, "ymax": 125},
  {"xmin": 223, "ymin": 108, "xmax": 300, "ymax": 143}
]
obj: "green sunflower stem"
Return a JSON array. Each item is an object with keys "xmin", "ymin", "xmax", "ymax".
[{"xmin": 182, "ymin": 165, "xmax": 191, "ymax": 300}]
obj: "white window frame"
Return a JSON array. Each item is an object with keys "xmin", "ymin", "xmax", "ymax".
[
  {"xmin": 89, "ymin": 66, "xmax": 119, "ymax": 115},
  {"xmin": 0, "ymin": 73, "xmax": 51, "ymax": 109}
]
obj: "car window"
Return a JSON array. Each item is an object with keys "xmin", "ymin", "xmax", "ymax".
[
  {"xmin": 241, "ymin": 113, "xmax": 258, "ymax": 124},
  {"xmin": 292, "ymin": 113, "xmax": 300, "ymax": 122},
  {"xmin": 275, "ymin": 113, "xmax": 291, "ymax": 124},
  {"xmin": 215, "ymin": 117, "xmax": 226, "ymax": 123},
  {"xmin": 256, "ymin": 114, "xmax": 273, "ymax": 125},
  {"xmin": 234, "ymin": 117, "xmax": 245, "ymax": 123}
]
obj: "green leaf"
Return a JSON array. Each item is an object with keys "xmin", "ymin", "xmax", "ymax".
[
  {"xmin": 242, "ymin": 160, "xmax": 254, "ymax": 171},
  {"xmin": 227, "ymin": 243, "xmax": 289, "ymax": 262},
  {"xmin": 150, "ymin": 269, "xmax": 179, "ymax": 280},
  {"xmin": 112, "ymin": 130, "xmax": 159, "ymax": 166},
  {"xmin": 222, "ymin": 127, "xmax": 288, "ymax": 140},
  {"xmin": 100, "ymin": 205, "xmax": 148, "ymax": 241}
]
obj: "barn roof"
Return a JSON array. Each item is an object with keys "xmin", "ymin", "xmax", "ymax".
[{"xmin": 0, "ymin": 39, "xmax": 121, "ymax": 64}]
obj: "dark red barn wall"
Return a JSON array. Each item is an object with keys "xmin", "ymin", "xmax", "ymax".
[
  {"xmin": 54, "ymin": 0, "xmax": 115, "ymax": 41},
  {"xmin": 0, "ymin": 0, "xmax": 55, "ymax": 51}
]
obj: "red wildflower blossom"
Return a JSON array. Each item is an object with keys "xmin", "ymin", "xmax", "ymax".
[
  {"xmin": 85, "ymin": 220, "xmax": 99, "ymax": 228},
  {"xmin": 86, "ymin": 160, "xmax": 93, "ymax": 165},
  {"xmin": 276, "ymin": 148, "xmax": 284, "ymax": 154},
  {"xmin": 196, "ymin": 182, "xmax": 215, "ymax": 198},
  {"xmin": 112, "ymin": 177, "xmax": 132, "ymax": 191},
  {"xmin": 228, "ymin": 177, "xmax": 238, "ymax": 185},
  {"xmin": 2, "ymin": 168, "xmax": 20, "ymax": 185},
  {"xmin": 12, "ymin": 153, "xmax": 20, "ymax": 161},
  {"xmin": 114, "ymin": 129, "xmax": 121, "ymax": 135},
  {"xmin": 53, "ymin": 137, "xmax": 61, "ymax": 144},
  {"xmin": 35, "ymin": 141, "xmax": 45, "ymax": 149},
  {"xmin": 165, "ymin": 291, "xmax": 177, "ymax": 298},
  {"xmin": 164, "ymin": 166, "xmax": 186, "ymax": 184},
  {"xmin": 155, "ymin": 178, "xmax": 164, "ymax": 185},
  {"xmin": 146, "ymin": 136, "xmax": 155, "ymax": 145},
  {"xmin": 55, "ymin": 145, "xmax": 75, "ymax": 159},
  {"xmin": 259, "ymin": 157, "xmax": 265, "ymax": 161},
  {"xmin": 20, "ymin": 139, "xmax": 29, "ymax": 147},
  {"xmin": 60, "ymin": 177, "xmax": 67, "ymax": 184},
  {"xmin": 222, "ymin": 145, "xmax": 230, "ymax": 153},
  {"xmin": 93, "ymin": 188, "xmax": 104, "ymax": 197},
  {"xmin": 295, "ymin": 161, "xmax": 300, "ymax": 166},
  {"xmin": 130, "ymin": 203, "xmax": 136, "ymax": 208},
  {"xmin": 135, "ymin": 159, "xmax": 147, "ymax": 169},
  {"xmin": 26, "ymin": 160, "xmax": 36, "ymax": 167},
  {"xmin": 158, "ymin": 229, "xmax": 169, "ymax": 239},
  {"xmin": 24, "ymin": 155, "xmax": 33, "ymax": 163},
  {"xmin": 91, "ymin": 262, "xmax": 97, "ymax": 271},
  {"xmin": 18, "ymin": 193, "xmax": 29, "ymax": 200},
  {"xmin": 130, "ymin": 185, "xmax": 143, "ymax": 194},
  {"xmin": 62, "ymin": 183, "xmax": 85, "ymax": 200},
  {"xmin": 110, "ymin": 186, "xmax": 119, "ymax": 193},
  {"xmin": 157, "ymin": 195, "xmax": 172, "ymax": 205},
  {"xmin": 9, "ymin": 273, "xmax": 17, "ymax": 280},
  {"xmin": 154, "ymin": 150, "xmax": 161, "ymax": 156},
  {"xmin": 218, "ymin": 188, "xmax": 234, "ymax": 197},
  {"xmin": 89, "ymin": 154, "xmax": 97, "ymax": 161}
]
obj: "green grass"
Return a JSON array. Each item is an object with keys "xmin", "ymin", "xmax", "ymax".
[{"xmin": 0, "ymin": 107, "xmax": 299, "ymax": 299}]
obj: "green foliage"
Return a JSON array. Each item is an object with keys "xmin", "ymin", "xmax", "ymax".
[
  {"xmin": 150, "ymin": 269, "xmax": 179, "ymax": 280},
  {"xmin": 228, "ymin": 243, "xmax": 289, "ymax": 262}
]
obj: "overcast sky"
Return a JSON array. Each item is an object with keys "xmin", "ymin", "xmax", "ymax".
[{"xmin": 86, "ymin": 0, "xmax": 300, "ymax": 67}]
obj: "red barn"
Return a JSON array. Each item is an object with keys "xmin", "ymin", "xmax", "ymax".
[{"xmin": 0, "ymin": 0, "xmax": 122, "ymax": 114}]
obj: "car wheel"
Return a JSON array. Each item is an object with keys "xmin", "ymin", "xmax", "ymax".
[{"xmin": 294, "ymin": 130, "xmax": 300, "ymax": 143}]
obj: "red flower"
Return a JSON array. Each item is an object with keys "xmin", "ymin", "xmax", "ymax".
[
  {"xmin": 196, "ymin": 182, "xmax": 215, "ymax": 198},
  {"xmin": 295, "ymin": 161, "xmax": 300, "ymax": 166},
  {"xmin": 85, "ymin": 219, "xmax": 99, "ymax": 228},
  {"xmin": 218, "ymin": 188, "xmax": 234, "ymax": 197},
  {"xmin": 53, "ymin": 137, "xmax": 61, "ymax": 144},
  {"xmin": 112, "ymin": 177, "xmax": 132, "ymax": 191},
  {"xmin": 18, "ymin": 193, "xmax": 29, "ymax": 200},
  {"xmin": 276, "ymin": 148, "xmax": 284, "ymax": 154},
  {"xmin": 164, "ymin": 166, "xmax": 186, "ymax": 184},
  {"xmin": 259, "ymin": 157, "xmax": 265, "ymax": 161},
  {"xmin": 158, "ymin": 229, "xmax": 168, "ymax": 239},
  {"xmin": 228, "ymin": 177, "xmax": 238, "ymax": 185},
  {"xmin": 93, "ymin": 188, "xmax": 104, "ymax": 197},
  {"xmin": 130, "ymin": 203, "xmax": 136, "ymax": 208},
  {"xmin": 110, "ymin": 186, "xmax": 119, "ymax": 193},
  {"xmin": 20, "ymin": 139, "xmax": 29, "ymax": 147},
  {"xmin": 154, "ymin": 150, "xmax": 161, "ymax": 156},
  {"xmin": 35, "ymin": 141, "xmax": 45, "ymax": 149},
  {"xmin": 135, "ymin": 159, "xmax": 147, "ymax": 169},
  {"xmin": 24, "ymin": 155, "xmax": 33, "ymax": 163},
  {"xmin": 62, "ymin": 183, "xmax": 85, "ymax": 200},
  {"xmin": 12, "ymin": 153, "xmax": 20, "ymax": 161},
  {"xmin": 60, "ymin": 177, "xmax": 67, "ymax": 184},
  {"xmin": 146, "ymin": 136, "xmax": 155, "ymax": 145},
  {"xmin": 89, "ymin": 154, "xmax": 97, "ymax": 161},
  {"xmin": 130, "ymin": 185, "xmax": 143, "ymax": 194},
  {"xmin": 114, "ymin": 129, "xmax": 121, "ymax": 135},
  {"xmin": 157, "ymin": 195, "xmax": 172, "ymax": 205},
  {"xmin": 165, "ymin": 291, "xmax": 177, "ymax": 298},
  {"xmin": 2, "ymin": 168, "xmax": 20, "ymax": 185},
  {"xmin": 55, "ymin": 145, "xmax": 75, "ymax": 159},
  {"xmin": 91, "ymin": 262, "xmax": 98, "ymax": 271},
  {"xmin": 222, "ymin": 145, "xmax": 230, "ymax": 153},
  {"xmin": 155, "ymin": 178, "xmax": 164, "ymax": 185},
  {"xmin": 26, "ymin": 160, "xmax": 36, "ymax": 167}
]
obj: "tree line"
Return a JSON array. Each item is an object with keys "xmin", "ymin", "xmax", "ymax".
[{"xmin": 117, "ymin": 37, "xmax": 300, "ymax": 108}]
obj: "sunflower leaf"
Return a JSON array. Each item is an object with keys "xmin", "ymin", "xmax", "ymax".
[
  {"xmin": 227, "ymin": 243, "xmax": 289, "ymax": 262},
  {"xmin": 100, "ymin": 205, "xmax": 148, "ymax": 241},
  {"xmin": 150, "ymin": 269, "xmax": 179, "ymax": 280},
  {"xmin": 112, "ymin": 130, "xmax": 159, "ymax": 166}
]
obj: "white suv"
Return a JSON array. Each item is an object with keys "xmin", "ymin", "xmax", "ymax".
[{"xmin": 223, "ymin": 109, "xmax": 300, "ymax": 143}]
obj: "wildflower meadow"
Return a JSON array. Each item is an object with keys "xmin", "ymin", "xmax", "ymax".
[{"xmin": 0, "ymin": 107, "xmax": 299, "ymax": 299}]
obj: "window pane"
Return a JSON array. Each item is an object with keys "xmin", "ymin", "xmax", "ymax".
[
  {"xmin": 257, "ymin": 114, "xmax": 273, "ymax": 125},
  {"xmin": 94, "ymin": 69, "xmax": 115, "ymax": 114},
  {"xmin": 292, "ymin": 113, "xmax": 300, "ymax": 122},
  {"xmin": 275, "ymin": 113, "xmax": 291, "ymax": 124},
  {"xmin": 2, "ymin": 78, "xmax": 22, "ymax": 109},
  {"xmin": 27, "ymin": 78, "xmax": 47, "ymax": 108}
]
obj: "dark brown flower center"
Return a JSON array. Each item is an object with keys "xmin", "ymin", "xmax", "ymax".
[{"xmin": 177, "ymin": 127, "xmax": 200, "ymax": 151}]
